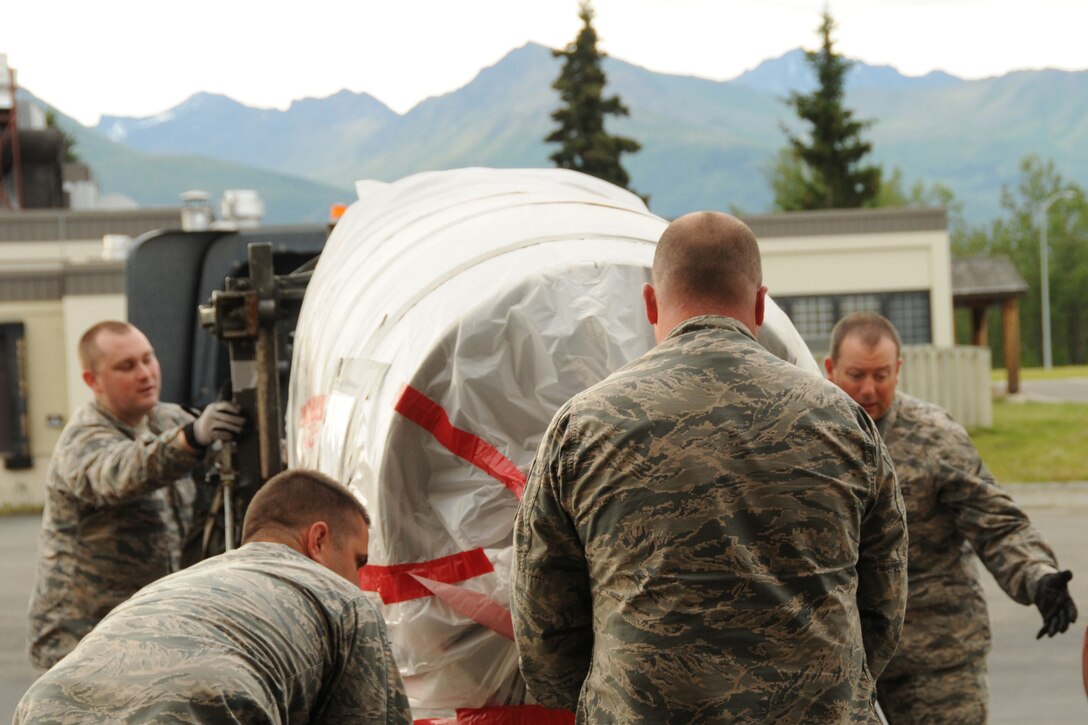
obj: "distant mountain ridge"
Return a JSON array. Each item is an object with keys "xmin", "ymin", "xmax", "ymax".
[
  {"xmin": 733, "ymin": 48, "xmax": 963, "ymax": 96},
  {"xmin": 42, "ymin": 43, "xmax": 1088, "ymax": 225}
]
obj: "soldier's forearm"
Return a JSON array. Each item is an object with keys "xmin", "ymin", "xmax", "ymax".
[{"xmin": 63, "ymin": 428, "xmax": 199, "ymax": 507}]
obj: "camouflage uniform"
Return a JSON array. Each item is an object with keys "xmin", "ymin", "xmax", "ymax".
[
  {"xmin": 27, "ymin": 400, "xmax": 201, "ymax": 669},
  {"xmin": 512, "ymin": 315, "xmax": 908, "ymax": 723},
  {"xmin": 15, "ymin": 541, "xmax": 412, "ymax": 724},
  {"xmin": 874, "ymin": 393, "xmax": 1061, "ymax": 724}
]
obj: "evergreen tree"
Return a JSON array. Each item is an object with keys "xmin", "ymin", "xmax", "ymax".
[
  {"xmin": 45, "ymin": 109, "xmax": 79, "ymax": 163},
  {"xmin": 547, "ymin": 0, "xmax": 641, "ymax": 194},
  {"xmin": 774, "ymin": 10, "xmax": 880, "ymax": 210}
]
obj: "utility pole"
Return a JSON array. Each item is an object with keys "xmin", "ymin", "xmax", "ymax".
[{"xmin": 1037, "ymin": 189, "xmax": 1074, "ymax": 369}]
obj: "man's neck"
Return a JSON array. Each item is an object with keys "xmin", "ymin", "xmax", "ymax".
[
  {"xmin": 245, "ymin": 530, "xmax": 307, "ymax": 557},
  {"xmin": 95, "ymin": 399, "xmax": 149, "ymax": 428}
]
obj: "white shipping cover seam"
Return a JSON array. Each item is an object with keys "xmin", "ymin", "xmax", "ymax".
[
  {"xmin": 354, "ymin": 233, "xmax": 657, "ymax": 365},
  {"xmin": 339, "ymin": 192, "xmax": 649, "ymax": 290}
]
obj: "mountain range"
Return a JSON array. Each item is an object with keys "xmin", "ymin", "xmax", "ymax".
[{"xmin": 47, "ymin": 43, "xmax": 1088, "ymax": 225}]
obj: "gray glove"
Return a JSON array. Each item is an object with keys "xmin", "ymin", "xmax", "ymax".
[{"xmin": 189, "ymin": 402, "xmax": 245, "ymax": 447}]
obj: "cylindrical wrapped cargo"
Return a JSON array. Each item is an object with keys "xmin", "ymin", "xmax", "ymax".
[{"xmin": 287, "ymin": 168, "xmax": 817, "ymax": 719}]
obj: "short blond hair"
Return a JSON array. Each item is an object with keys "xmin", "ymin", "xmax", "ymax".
[{"xmin": 78, "ymin": 321, "xmax": 136, "ymax": 371}]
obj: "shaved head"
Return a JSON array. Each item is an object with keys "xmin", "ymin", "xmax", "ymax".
[
  {"xmin": 79, "ymin": 320, "xmax": 136, "ymax": 371},
  {"xmin": 653, "ymin": 212, "xmax": 762, "ymax": 308},
  {"xmin": 644, "ymin": 212, "xmax": 766, "ymax": 341},
  {"xmin": 242, "ymin": 469, "xmax": 370, "ymax": 545}
]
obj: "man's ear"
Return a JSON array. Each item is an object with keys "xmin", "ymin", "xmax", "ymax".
[
  {"xmin": 82, "ymin": 369, "xmax": 99, "ymax": 394},
  {"xmin": 643, "ymin": 283, "xmax": 658, "ymax": 327},
  {"xmin": 824, "ymin": 356, "xmax": 835, "ymax": 379},
  {"xmin": 302, "ymin": 521, "xmax": 331, "ymax": 560},
  {"xmin": 754, "ymin": 286, "xmax": 767, "ymax": 328}
]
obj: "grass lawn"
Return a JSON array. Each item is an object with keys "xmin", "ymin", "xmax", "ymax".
[
  {"xmin": 970, "ymin": 400, "xmax": 1088, "ymax": 482},
  {"xmin": 0, "ymin": 503, "xmax": 42, "ymax": 515},
  {"xmin": 991, "ymin": 365, "xmax": 1088, "ymax": 381}
]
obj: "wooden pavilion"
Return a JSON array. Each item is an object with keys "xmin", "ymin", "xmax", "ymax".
[{"xmin": 951, "ymin": 255, "xmax": 1029, "ymax": 395}]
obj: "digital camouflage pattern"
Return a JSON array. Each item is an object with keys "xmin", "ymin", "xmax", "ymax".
[
  {"xmin": 512, "ymin": 315, "xmax": 908, "ymax": 724},
  {"xmin": 874, "ymin": 393, "xmax": 1060, "ymax": 721},
  {"xmin": 15, "ymin": 542, "xmax": 412, "ymax": 724},
  {"xmin": 27, "ymin": 400, "xmax": 200, "ymax": 669},
  {"xmin": 878, "ymin": 658, "xmax": 988, "ymax": 725}
]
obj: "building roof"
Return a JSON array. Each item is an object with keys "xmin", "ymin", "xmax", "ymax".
[
  {"xmin": 741, "ymin": 207, "xmax": 948, "ymax": 238},
  {"xmin": 952, "ymin": 255, "xmax": 1028, "ymax": 304},
  {"xmin": 0, "ymin": 260, "xmax": 123, "ymax": 301},
  {"xmin": 0, "ymin": 207, "xmax": 182, "ymax": 242}
]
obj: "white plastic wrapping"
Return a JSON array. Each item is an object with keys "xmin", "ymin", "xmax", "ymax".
[{"xmin": 286, "ymin": 168, "xmax": 818, "ymax": 718}]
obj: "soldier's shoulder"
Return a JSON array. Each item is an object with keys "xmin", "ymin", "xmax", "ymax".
[
  {"xmin": 563, "ymin": 347, "xmax": 657, "ymax": 410},
  {"xmin": 127, "ymin": 544, "xmax": 370, "ymax": 627},
  {"xmin": 62, "ymin": 401, "xmax": 111, "ymax": 429},
  {"xmin": 51, "ymin": 403, "xmax": 124, "ymax": 452},
  {"xmin": 223, "ymin": 543, "xmax": 370, "ymax": 602},
  {"xmin": 777, "ymin": 362, "xmax": 868, "ymax": 421},
  {"xmin": 895, "ymin": 393, "xmax": 959, "ymax": 430},
  {"xmin": 888, "ymin": 395, "xmax": 974, "ymax": 457}
]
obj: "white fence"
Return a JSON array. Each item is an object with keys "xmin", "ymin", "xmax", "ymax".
[{"xmin": 899, "ymin": 345, "xmax": 992, "ymax": 429}]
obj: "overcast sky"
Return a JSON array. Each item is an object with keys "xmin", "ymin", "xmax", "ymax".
[{"xmin": 4, "ymin": 0, "xmax": 1086, "ymax": 127}]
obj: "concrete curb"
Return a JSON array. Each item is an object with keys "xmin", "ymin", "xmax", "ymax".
[{"xmin": 1002, "ymin": 482, "xmax": 1088, "ymax": 508}]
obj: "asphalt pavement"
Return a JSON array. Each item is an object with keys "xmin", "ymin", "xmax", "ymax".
[
  {"xmin": 1000, "ymin": 376, "xmax": 1088, "ymax": 404},
  {"xmin": 3, "ymin": 488, "xmax": 1088, "ymax": 723}
]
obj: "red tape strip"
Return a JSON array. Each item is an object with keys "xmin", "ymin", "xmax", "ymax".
[
  {"xmin": 359, "ymin": 548, "xmax": 494, "ymax": 605},
  {"xmin": 394, "ymin": 384, "xmax": 526, "ymax": 499},
  {"xmin": 414, "ymin": 705, "xmax": 575, "ymax": 725},
  {"xmin": 411, "ymin": 574, "xmax": 515, "ymax": 641}
]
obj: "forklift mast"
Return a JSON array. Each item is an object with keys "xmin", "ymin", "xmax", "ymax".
[{"xmin": 126, "ymin": 224, "xmax": 326, "ymax": 555}]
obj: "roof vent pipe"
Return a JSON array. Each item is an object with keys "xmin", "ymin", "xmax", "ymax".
[{"xmin": 180, "ymin": 189, "xmax": 213, "ymax": 231}]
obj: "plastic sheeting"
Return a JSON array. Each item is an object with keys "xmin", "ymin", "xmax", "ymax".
[{"xmin": 287, "ymin": 168, "xmax": 818, "ymax": 719}]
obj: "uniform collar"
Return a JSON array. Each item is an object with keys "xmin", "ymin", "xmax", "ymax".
[
  {"xmin": 875, "ymin": 393, "xmax": 903, "ymax": 439},
  {"xmin": 665, "ymin": 315, "xmax": 757, "ymax": 343},
  {"xmin": 90, "ymin": 400, "xmax": 153, "ymax": 433}
]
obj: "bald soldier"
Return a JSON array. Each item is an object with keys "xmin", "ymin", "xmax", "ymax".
[
  {"xmin": 511, "ymin": 211, "xmax": 908, "ymax": 722},
  {"xmin": 15, "ymin": 468, "xmax": 412, "ymax": 724},
  {"xmin": 825, "ymin": 312, "xmax": 1077, "ymax": 723},
  {"xmin": 27, "ymin": 320, "xmax": 244, "ymax": 668}
]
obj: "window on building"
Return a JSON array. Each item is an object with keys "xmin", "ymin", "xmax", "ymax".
[
  {"xmin": 0, "ymin": 322, "xmax": 32, "ymax": 469},
  {"xmin": 885, "ymin": 292, "xmax": 932, "ymax": 345},
  {"xmin": 789, "ymin": 297, "xmax": 836, "ymax": 353},
  {"xmin": 776, "ymin": 291, "xmax": 932, "ymax": 353}
]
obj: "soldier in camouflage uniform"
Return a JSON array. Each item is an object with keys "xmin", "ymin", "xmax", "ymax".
[
  {"xmin": 511, "ymin": 212, "xmax": 908, "ymax": 723},
  {"xmin": 27, "ymin": 321, "xmax": 244, "ymax": 669},
  {"xmin": 15, "ymin": 468, "xmax": 412, "ymax": 724},
  {"xmin": 825, "ymin": 312, "xmax": 1078, "ymax": 724}
]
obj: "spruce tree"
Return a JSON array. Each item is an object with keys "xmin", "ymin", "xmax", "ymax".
[
  {"xmin": 45, "ymin": 109, "xmax": 79, "ymax": 163},
  {"xmin": 547, "ymin": 0, "xmax": 641, "ymax": 194},
  {"xmin": 775, "ymin": 9, "xmax": 880, "ymax": 210}
]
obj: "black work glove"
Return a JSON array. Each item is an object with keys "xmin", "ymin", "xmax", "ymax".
[
  {"xmin": 186, "ymin": 402, "xmax": 245, "ymax": 448},
  {"xmin": 1034, "ymin": 570, "xmax": 1077, "ymax": 639}
]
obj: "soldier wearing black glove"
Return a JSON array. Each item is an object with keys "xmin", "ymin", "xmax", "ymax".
[{"xmin": 1035, "ymin": 569, "xmax": 1078, "ymax": 639}]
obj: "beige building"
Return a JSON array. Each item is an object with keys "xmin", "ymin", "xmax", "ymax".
[
  {"xmin": 0, "ymin": 208, "xmax": 181, "ymax": 508},
  {"xmin": 746, "ymin": 207, "xmax": 953, "ymax": 354},
  {"xmin": 0, "ymin": 205, "xmax": 952, "ymax": 508}
]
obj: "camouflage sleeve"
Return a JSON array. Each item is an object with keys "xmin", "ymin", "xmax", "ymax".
[
  {"xmin": 511, "ymin": 406, "xmax": 593, "ymax": 711},
  {"xmin": 935, "ymin": 417, "xmax": 1058, "ymax": 604},
  {"xmin": 855, "ymin": 417, "xmax": 909, "ymax": 679},
  {"xmin": 54, "ymin": 414, "xmax": 199, "ymax": 508},
  {"xmin": 314, "ymin": 596, "xmax": 412, "ymax": 724}
]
